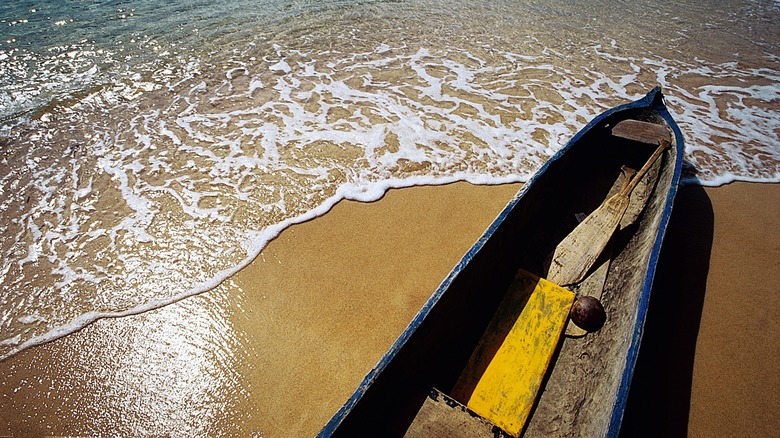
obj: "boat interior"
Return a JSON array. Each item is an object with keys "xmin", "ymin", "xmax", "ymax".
[{"xmin": 327, "ymin": 104, "xmax": 680, "ymax": 437}]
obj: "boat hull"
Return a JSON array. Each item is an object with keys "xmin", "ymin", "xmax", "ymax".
[{"xmin": 319, "ymin": 87, "xmax": 685, "ymax": 437}]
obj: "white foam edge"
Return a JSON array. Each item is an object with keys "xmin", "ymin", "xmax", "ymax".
[
  {"xmin": 0, "ymin": 172, "xmax": 524, "ymax": 362},
  {"xmin": 683, "ymin": 172, "xmax": 780, "ymax": 188}
]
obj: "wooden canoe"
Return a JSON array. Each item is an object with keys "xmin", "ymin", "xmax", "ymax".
[{"xmin": 318, "ymin": 87, "xmax": 684, "ymax": 437}]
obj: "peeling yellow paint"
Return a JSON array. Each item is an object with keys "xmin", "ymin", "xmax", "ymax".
[{"xmin": 463, "ymin": 270, "xmax": 574, "ymax": 436}]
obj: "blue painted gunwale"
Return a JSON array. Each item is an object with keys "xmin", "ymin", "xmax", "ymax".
[
  {"xmin": 606, "ymin": 88, "xmax": 684, "ymax": 436},
  {"xmin": 318, "ymin": 87, "xmax": 685, "ymax": 437}
]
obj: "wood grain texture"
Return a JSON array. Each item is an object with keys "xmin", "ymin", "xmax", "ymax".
[{"xmin": 405, "ymin": 388, "xmax": 507, "ymax": 438}]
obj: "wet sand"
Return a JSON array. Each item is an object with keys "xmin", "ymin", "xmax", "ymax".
[{"xmin": 1, "ymin": 181, "xmax": 778, "ymax": 437}]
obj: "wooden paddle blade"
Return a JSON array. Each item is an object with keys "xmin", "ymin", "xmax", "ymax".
[
  {"xmin": 451, "ymin": 270, "xmax": 574, "ymax": 436},
  {"xmin": 548, "ymin": 140, "xmax": 669, "ymax": 287},
  {"xmin": 547, "ymin": 194, "xmax": 628, "ymax": 287},
  {"xmin": 612, "ymin": 119, "xmax": 672, "ymax": 144}
]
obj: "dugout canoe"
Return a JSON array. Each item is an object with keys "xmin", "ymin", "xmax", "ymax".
[{"xmin": 318, "ymin": 87, "xmax": 685, "ymax": 437}]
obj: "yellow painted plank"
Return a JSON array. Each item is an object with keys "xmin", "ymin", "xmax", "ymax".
[{"xmin": 461, "ymin": 270, "xmax": 574, "ymax": 436}]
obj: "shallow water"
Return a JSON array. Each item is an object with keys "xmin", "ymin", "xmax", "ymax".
[{"xmin": 1, "ymin": 0, "xmax": 778, "ymax": 375}]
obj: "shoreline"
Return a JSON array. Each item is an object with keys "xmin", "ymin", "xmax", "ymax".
[{"xmin": 1, "ymin": 181, "xmax": 778, "ymax": 436}]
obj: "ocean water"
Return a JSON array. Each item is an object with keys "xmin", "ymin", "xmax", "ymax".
[{"xmin": 1, "ymin": 0, "xmax": 779, "ymax": 364}]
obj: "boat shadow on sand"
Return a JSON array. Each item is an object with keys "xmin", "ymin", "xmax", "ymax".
[{"xmin": 620, "ymin": 183, "xmax": 713, "ymax": 438}]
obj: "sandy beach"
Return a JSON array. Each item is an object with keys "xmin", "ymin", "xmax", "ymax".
[{"xmin": 0, "ymin": 181, "xmax": 778, "ymax": 437}]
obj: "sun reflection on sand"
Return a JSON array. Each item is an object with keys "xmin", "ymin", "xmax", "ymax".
[{"xmin": 0, "ymin": 282, "xmax": 251, "ymax": 435}]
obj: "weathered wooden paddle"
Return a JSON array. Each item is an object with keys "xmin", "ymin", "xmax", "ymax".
[
  {"xmin": 546, "ymin": 138, "xmax": 670, "ymax": 287},
  {"xmin": 562, "ymin": 167, "xmax": 633, "ymax": 337},
  {"xmin": 560, "ymin": 119, "xmax": 671, "ymax": 334}
]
